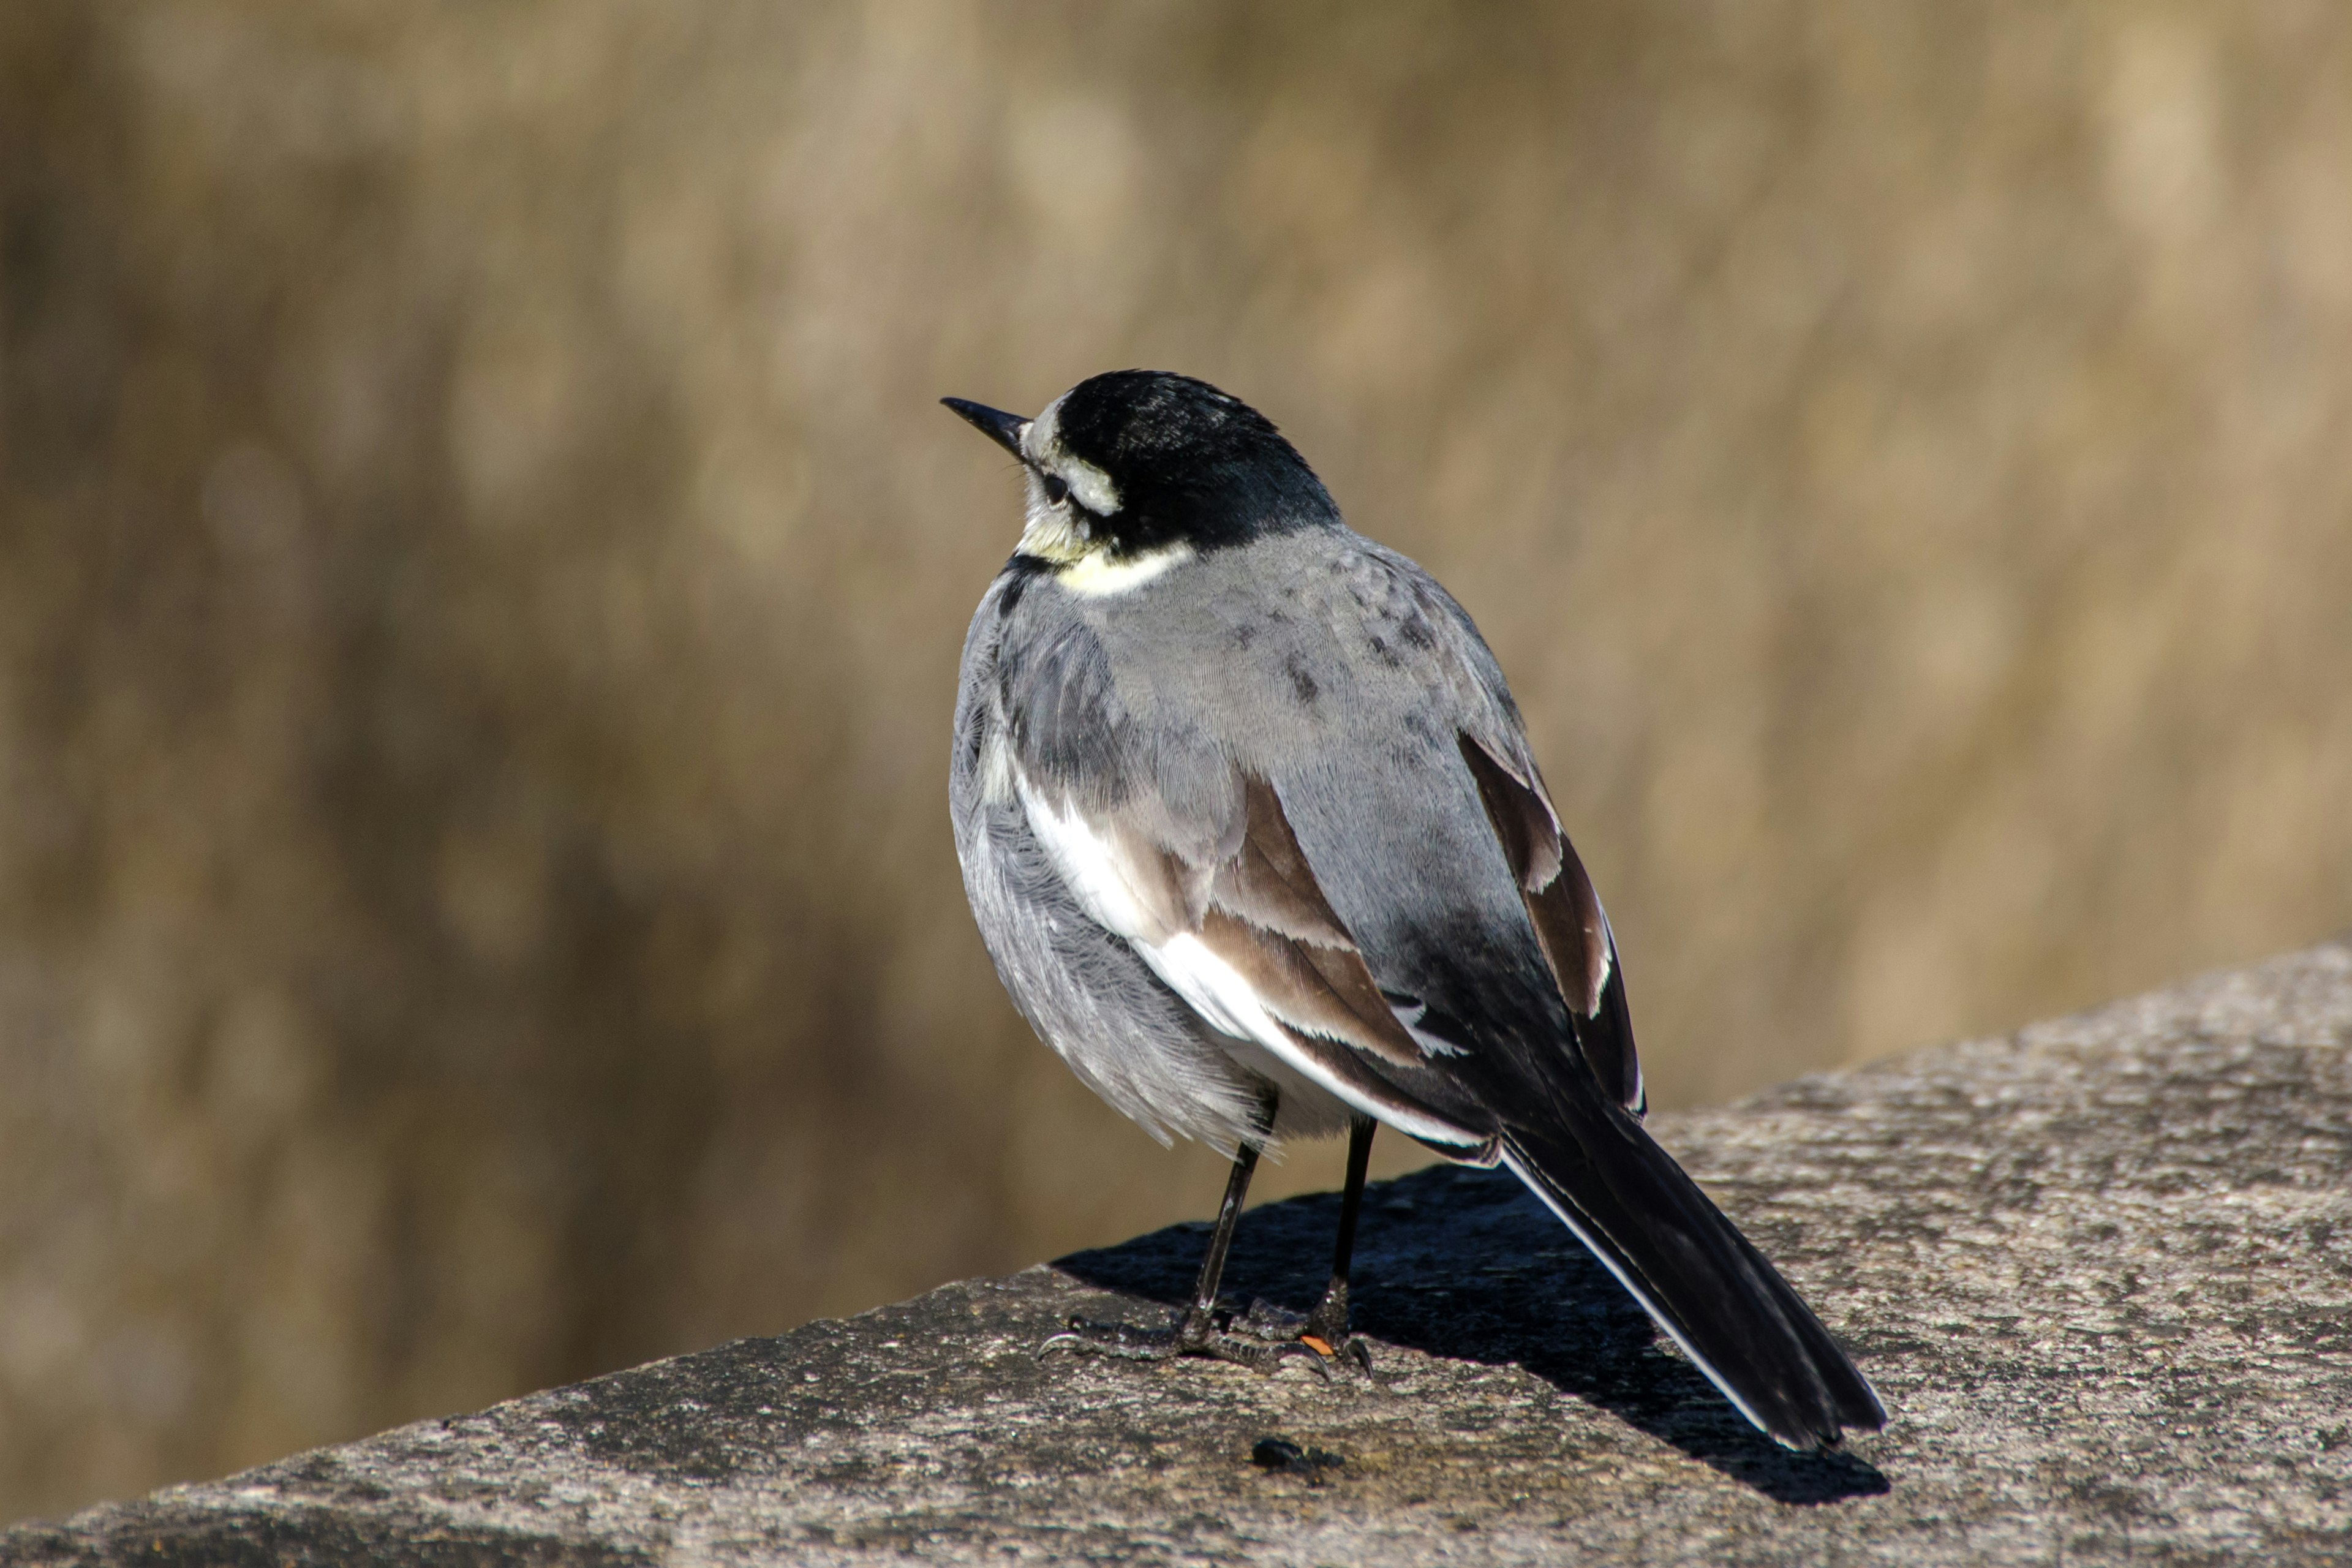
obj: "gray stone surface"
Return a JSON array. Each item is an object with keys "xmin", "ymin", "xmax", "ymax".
[{"xmin": 9, "ymin": 944, "xmax": 2351, "ymax": 1566}]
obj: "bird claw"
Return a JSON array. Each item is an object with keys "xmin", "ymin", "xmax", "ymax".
[
  {"xmin": 1305, "ymin": 1333, "xmax": 1374, "ymax": 1376},
  {"xmin": 1241, "ymin": 1294, "xmax": 1377, "ymax": 1379},
  {"xmin": 1286, "ymin": 1327, "xmax": 1374, "ymax": 1378},
  {"xmin": 1036, "ymin": 1314, "xmax": 1193, "ymax": 1363}
]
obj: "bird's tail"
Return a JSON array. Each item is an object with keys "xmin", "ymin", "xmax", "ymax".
[{"xmin": 1497, "ymin": 1109, "xmax": 1885, "ymax": 1450}]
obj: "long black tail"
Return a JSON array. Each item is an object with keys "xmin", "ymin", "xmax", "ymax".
[{"xmin": 1498, "ymin": 1107, "xmax": 1885, "ymax": 1450}]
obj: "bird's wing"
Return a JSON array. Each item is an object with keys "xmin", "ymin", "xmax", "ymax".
[
  {"xmin": 1317, "ymin": 541, "xmax": 1646, "ymax": 1114},
  {"xmin": 1455, "ymin": 733, "xmax": 1645, "ymax": 1115},
  {"xmin": 1012, "ymin": 758, "xmax": 1503, "ymax": 1155}
]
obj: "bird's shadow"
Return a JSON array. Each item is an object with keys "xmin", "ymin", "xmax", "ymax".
[{"xmin": 1056, "ymin": 1161, "xmax": 1888, "ymax": 1507}]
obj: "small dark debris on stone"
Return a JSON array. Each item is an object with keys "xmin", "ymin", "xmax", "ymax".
[{"xmin": 1251, "ymin": 1436, "xmax": 1344, "ymax": 1484}]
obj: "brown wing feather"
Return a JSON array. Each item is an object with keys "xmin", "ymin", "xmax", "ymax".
[
  {"xmin": 1458, "ymin": 735, "xmax": 1604, "ymax": 1011},
  {"xmin": 1193, "ymin": 777, "xmax": 1426, "ymax": 1069},
  {"xmin": 1055, "ymin": 761, "xmax": 1481, "ymax": 1125},
  {"xmin": 1459, "ymin": 733, "xmax": 1643, "ymax": 1111},
  {"xmin": 1193, "ymin": 909, "xmax": 1423, "ymax": 1069},
  {"xmin": 1208, "ymin": 775, "xmax": 1352, "ymax": 945}
]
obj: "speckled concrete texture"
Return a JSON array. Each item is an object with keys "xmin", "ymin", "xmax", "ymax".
[{"xmin": 9, "ymin": 944, "xmax": 2348, "ymax": 1565}]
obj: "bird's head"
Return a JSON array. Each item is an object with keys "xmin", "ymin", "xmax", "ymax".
[{"xmin": 943, "ymin": 371, "xmax": 1337, "ymax": 584}]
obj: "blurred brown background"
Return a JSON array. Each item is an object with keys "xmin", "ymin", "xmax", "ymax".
[{"xmin": 4, "ymin": 0, "xmax": 2349, "ymax": 1527}]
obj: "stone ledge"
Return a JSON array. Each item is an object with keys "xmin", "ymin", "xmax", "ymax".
[{"xmin": 7, "ymin": 944, "xmax": 2350, "ymax": 1566}]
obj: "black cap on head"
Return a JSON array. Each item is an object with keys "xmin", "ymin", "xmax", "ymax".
[{"xmin": 1050, "ymin": 371, "xmax": 1338, "ymax": 553}]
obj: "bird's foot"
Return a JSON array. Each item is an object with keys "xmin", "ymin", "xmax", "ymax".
[
  {"xmin": 1039, "ymin": 1303, "xmax": 1339, "ymax": 1378},
  {"xmin": 1234, "ymin": 1294, "xmax": 1374, "ymax": 1377}
]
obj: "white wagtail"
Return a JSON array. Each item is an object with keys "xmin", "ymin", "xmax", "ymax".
[{"xmin": 943, "ymin": 371, "xmax": 1885, "ymax": 1450}]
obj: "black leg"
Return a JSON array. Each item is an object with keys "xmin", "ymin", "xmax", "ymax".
[
  {"xmin": 1183, "ymin": 1131, "xmax": 1262, "ymax": 1323},
  {"xmin": 1302, "ymin": 1115, "xmax": 1376, "ymax": 1371},
  {"xmin": 1039, "ymin": 1090, "xmax": 1324, "ymax": 1374}
]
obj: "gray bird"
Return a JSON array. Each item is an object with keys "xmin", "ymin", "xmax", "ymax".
[{"xmin": 943, "ymin": 370, "xmax": 1885, "ymax": 1450}]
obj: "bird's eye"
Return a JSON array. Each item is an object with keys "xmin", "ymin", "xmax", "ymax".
[{"xmin": 1041, "ymin": 473, "xmax": 1070, "ymax": 506}]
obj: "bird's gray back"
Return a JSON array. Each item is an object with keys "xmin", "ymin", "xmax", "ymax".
[{"xmin": 988, "ymin": 527, "xmax": 1574, "ymax": 1061}]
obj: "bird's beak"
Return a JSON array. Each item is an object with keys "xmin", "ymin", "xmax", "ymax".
[{"xmin": 941, "ymin": 398, "xmax": 1031, "ymax": 462}]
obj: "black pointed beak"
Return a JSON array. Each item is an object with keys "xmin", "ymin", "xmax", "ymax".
[{"xmin": 941, "ymin": 398, "xmax": 1031, "ymax": 461}]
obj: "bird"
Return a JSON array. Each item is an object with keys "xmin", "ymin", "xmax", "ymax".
[{"xmin": 941, "ymin": 369, "xmax": 1886, "ymax": 1451}]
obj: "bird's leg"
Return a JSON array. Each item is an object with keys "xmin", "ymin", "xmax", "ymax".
[
  {"xmin": 1224, "ymin": 1112, "xmax": 1376, "ymax": 1375},
  {"xmin": 1170, "ymin": 1125, "xmax": 1262, "ymax": 1336},
  {"xmin": 1298, "ymin": 1115, "xmax": 1376, "ymax": 1373},
  {"xmin": 1041, "ymin": 1090, "xmax": 1327, "ymax": 1375}
]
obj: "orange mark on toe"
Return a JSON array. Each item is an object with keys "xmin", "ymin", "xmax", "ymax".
[{"xmin": 1299, "ymin": 1335, "xmax": 1335, "ymax": 1357}]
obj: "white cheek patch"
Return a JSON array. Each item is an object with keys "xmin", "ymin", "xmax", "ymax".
[
  {"xmin": 1057, "ymin": 455, "xmax": 1120, "ymax": 516},
  {"xmin": 1058, "ymin": 543, "xmax": 1191, "ymax": 597}
]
